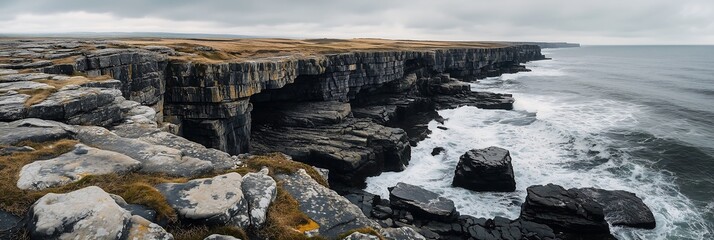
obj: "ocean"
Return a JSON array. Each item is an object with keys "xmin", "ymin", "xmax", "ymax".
[{"xmin": 365, "ymin": 46, "xmax": 714, "ymax": 239}]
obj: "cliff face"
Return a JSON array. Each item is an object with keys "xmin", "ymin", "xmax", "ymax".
[
  {"xmin": 0, "ymin": 40, "xmax": 543, "ymax": 186},
  {"xmin": 149, "ymin": 45, "xmax": 544, "ymax": 155}
]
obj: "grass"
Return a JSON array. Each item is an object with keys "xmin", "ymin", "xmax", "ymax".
[
  {"xmin": 242, "ymin": 153, "xmax": 329, "ymax": 187},
  {"xmin": 0, "ymin": 144, "xmax": 333, "ymax": 240},
  {"xmin": 17, "ymin": 88, "xmax": 56, "ymax": 107},
  {"xmin": 169, "ymin": 225, "xmax": 248, "ymax": 240},
  {"xmin": 117, "ymin": 38, "xmax": 509, "ymax": 63}
]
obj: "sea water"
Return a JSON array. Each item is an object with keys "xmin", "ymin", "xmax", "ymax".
[{"xmin": 366, "ymin": 46, "xmax": 714, "ymax": 239}]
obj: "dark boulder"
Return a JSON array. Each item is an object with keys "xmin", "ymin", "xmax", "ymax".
[
  {"xmin": 577, "ymin": 187, "xmax": 656, "ymax": 229},
  {"xmin": 520, "ymin": 184, "xmax": 610, "ymax": 234},
  {"xmin": 431, "ymin": 147, "xmax": 445, "ymax": 156},
  {"xmin": 389, "ymin": 182, "xmax": 458, "ymax": 221},
  {"xmin": 452, "ymin": 146, "xmax": 516, "ymax": 192}
]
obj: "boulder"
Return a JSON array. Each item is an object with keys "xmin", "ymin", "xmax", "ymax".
[
  {"xmin": 126, "ymin": 215, "xmax": 174, "ymax": 240},
  {"xmin": 452, "ymin": 146, "xmax": 516, "ymax": 192},
  {"xmin": 17, "ymin": 143, "xmax": 141, "ymax": 190},
  {"xmin": 27, "ymin": 186, "xmax": 136, "ymax": 239},
  {"xmin": 389, "ymin": 182, "xmax": 458, "ymax": 221},
  {"xmin": 380, "ymin": 227, "xmax": 427, "ymax": 240},
  {"xmin": 156, "ymin": 173, "xmax": 249, "ymax": 227},
  {"xmin": 431, "ymin": 147, "xmax": 445, "ymax": 156},
  {"xmin": 577, "ymin": 187, "xmax": 656, "ymax": 229},
  {"xmin": 520, "ymin": 184, "xmax": 610, "ymax": 234},
  {"xmin": 204, "ymin": 234, "xmax": 241, "ymax": 240},
  {"xmin": 342, "ymin": 232, "xmax": 380, "ymax": 240},
  {"xmin": 0, "ymin": 211, "xmax": 21, "ymax": 238},
  {"xmin": 241, "ymin": 169, "xmax": 277, "ymax": 228},
  {"xmin": 277, "ymin": 169, "xmax": 379, "ymax": 238}
]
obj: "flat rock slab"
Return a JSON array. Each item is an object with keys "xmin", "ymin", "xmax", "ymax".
[
  {"xmin": 17, "ymin": 143, "xmax": 141, "ymax": 190},
  {"xmin": 277, "ymin": 169, "xmax": 379, "ymax": 238},
  {"xmin": 77, "ymin": 126, "xmax": 213, "ymax": 177},
  {"xmin": 156, "ymin": 173, "xmax": 249, "ymax": 226},
  {"xmin": 520, "ymin": 184, "xmax": 610, "ymax": 234},
  {"xmin": 342, "ymin": 232, "xmax": 380, "ymax": 240},
  {"xmin": 29, "ymin": 186, "xmax": 132, "ymax": 239},
  {"xmin": 577, "ymin": 188, "xmax": 656, "ymax": 229},
  {"xmin": 0, "ymin": 118, "xmax": 75, "ymax": 146},
  {"xmin": 452, "ymin": 146, "xmax": 516, "ymax": 192},
  {"xmin": 389, "ymin": 182, "xmax": 458, "ymax": 221}
]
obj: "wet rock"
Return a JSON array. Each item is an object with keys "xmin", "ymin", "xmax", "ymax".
[
  {"xmin": 277, "ymin": 169, "xmax": 379, "ymax": 238},
  {"xmin": 577, "ymin": 187, "xmax": 656, "ymax": 229},
  {"xmin": 430, "ymin": 147, "xmax": 445, "ymax": 156},
  {"xmin": 452, "ymin": 146, "xmax": 516, "ymax": 192},
  {"xmin": 460, "ymin": 216, "xmax": 558, "ymax": 240},
  {"xmin": 380, "ymin": 227, "xmax": 426, "ymax": 240},
  {"xmin": 389, "ymin": 182, "xmax": 458, "ymax": 221},
  {"xmin": 76, "ymin": 126, "xmax": 213, "ymax": 177},
  {"xmin": 28, "ymin": 186, "xmax": 134, "ymax": 239},
  {"xmin": 342, "ymin": 232, "xmax": 380, "ymax": 240},
  {"xmin": 17, "ymin": 143, "xmax": 141, "ymax": 190},
  {"xmin": 126, "ymin": 215, "xmax": 174, "ymax": 240},
  {"xmin": 520, "ymin": 184, "xmax": 610, "ymax": 234},
  {"xmin": 241, "ymin": 169, "xmax": 277, "ymax": 228},
  {"xmin": 433, "ymin": 91, "xmax": 515, "ymax": 110},
  {"xmin": 156, "ymin": 173, "xmax": 249, "ymax": 226}
]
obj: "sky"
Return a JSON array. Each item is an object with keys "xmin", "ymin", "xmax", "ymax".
[{"xmin": 0, "ymin": 0, "xmax": 712, "ymax": 45}]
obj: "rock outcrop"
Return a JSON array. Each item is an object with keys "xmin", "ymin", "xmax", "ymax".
[
  {"xmin": 576, "ymin": 187, "xmax": 656, "ymax": 229},
  {"xmin": 277, "ymin": 169, "xmax": 379, "ymax": 238},
  {"xmin": 520, "ymin": 184, "xmax": 610, "ymax": 234},
  {"xmin": 452, "ymin": 147, "xmax": 517, "ymax": 192}
]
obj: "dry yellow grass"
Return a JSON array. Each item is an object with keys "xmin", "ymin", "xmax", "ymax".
[{"xmin": 118, "ymin": 38, "xmax": 509, "ymax": 63}]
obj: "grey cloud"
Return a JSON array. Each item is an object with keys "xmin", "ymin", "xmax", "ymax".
[{"xmin": 0, "ymin": 0, "xmax": 712, "ymax": 44}]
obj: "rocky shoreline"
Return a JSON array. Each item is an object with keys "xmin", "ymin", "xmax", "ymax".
[{"xmin": 0, "ymin": 38, "xmax": 655, "ymax": 239}]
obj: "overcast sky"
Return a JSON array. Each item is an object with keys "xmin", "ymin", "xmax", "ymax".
[{"xmin": 0, "ymin": 0, "xmax": 712, "ymax": 45}]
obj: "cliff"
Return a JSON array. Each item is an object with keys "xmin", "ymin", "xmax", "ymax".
[{"xmin": 0, "ymin": 38, "xmax": 556, "ymax": 239}]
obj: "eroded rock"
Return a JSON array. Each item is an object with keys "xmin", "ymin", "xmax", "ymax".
[{"xmin": 577, "ymin": 187, "xmax": 656, "ymax": 229}]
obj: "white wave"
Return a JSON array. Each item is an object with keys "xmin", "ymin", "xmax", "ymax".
[{"xmin": 365, "ymin": 63, "xmax": 711, "ymax": 239}]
